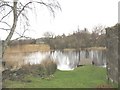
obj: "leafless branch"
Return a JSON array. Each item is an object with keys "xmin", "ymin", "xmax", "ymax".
[
  {"xmin": 4, "ymin": 28, "xmax": 31, "ymax": 40},
  {"xmin": 0, "ymin": 28, "xmax": 10, "ymax": 31},
  {"xmin": 22, "ymin": 28, "xmax": 29, "ymax": 36},
  {"xmin": 14, "ymin": 36, "xmax": 32, "ymax": 41},
  {"xmin": 21, "ymin": 13, "xmax": 29, "ymax": 21},
  {"xmin": 17, "ymin": 2, "xmax": 32, "ymax": 17},
  {"xmin": 14, "ymin": 25, "xmax": 30, "ymax": 40},
  {"xmin": 0, "ymin": 8, "xmax": 5, "ymax": 14},
  {"xmin": 17, "ymin": 0, "xmax": 61, "ymax": 18},
  {"xmin": 0, "ymin": 3, "xmax": 13, "ymax": 9},
  {"xmin": 0, "ymin": 21, "xmax": 11, "ymax": 27},
  {"xmin": 13, "ymin": 29, "xmax": 32, "ymax": 40},
  {"xmin": 19, "ymin": 2, "xmax": 32, "ymax": 10},
  {"xmin": 0, "ymin": 0, "xmax": 61, "ymax": 53},
  {"xmin": 0, "ymin": 25, "xmax": 30, "ymax": 42},
  {"xmin": 36, "ymin": 1, "xmax": 55, "ymax": 17},
  {"xmin": 21, "ymin": 13, "xmax": 30, "ymax": 26},
  {"xmin": 0, "ymin": 10, "xmax": 12, "ymax": 21}
]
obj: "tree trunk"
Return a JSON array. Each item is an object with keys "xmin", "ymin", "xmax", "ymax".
[{"xmin": 2, "ymin": 2, "xmax": 18, "ymax": 57}]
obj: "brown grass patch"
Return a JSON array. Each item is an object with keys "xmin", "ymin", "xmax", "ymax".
[
  {"xmin": 3, "ymin": 44, "xmax": 50, "ymax": 69},
  {"xmin": 63, "ymin": 47, "xmax": 106, "ymax": 51},
  {"xmin": 96, "ymin": 84, "xmax": 115, "ymax": 89},
  {"xmin": 87, "ymin": 47, "xmax": 106, "ymax": 50},
  {"xmin": 3, "ymin": 53, "xmax": 25, "ymax": 69},
  {"xmin": 79, "ymin": 59, "xmax": 92, "ymax": 65},
  {"xmin": 63, "ymin": 48, "xmax": 76, "ymax": 51},
  {"xmin": 5, "ymin": 44, "xmax": 50, "ymax": 54}
]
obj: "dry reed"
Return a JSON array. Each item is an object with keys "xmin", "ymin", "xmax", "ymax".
[{"xmin": 3, "ymin": 44, "xmax": 50, "ymax": 69}]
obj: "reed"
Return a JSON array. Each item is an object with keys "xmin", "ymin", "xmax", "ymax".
[
  {"xmin": 3, "ymin": 44, "xmax": 50, "ymax": 69},
  {"xmin": 5, "ymin": 44, "xmax": 50, "ymax": 53}
]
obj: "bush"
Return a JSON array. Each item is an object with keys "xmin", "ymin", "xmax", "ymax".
[
  {"xmin": 41, "ymin": 58, "xmax": 57, "ymax": 76},
  {"xmin": 2, "ymin": 58, "xmax": 57, "ymax": 81},
  {"xmin": 22, "ymin": 58, "xmax": 57, "ymax": 77}
]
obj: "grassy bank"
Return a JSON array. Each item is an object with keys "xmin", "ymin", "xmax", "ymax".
[{"xmin": 4, "ymin": 65, "xmax": 115, "ymax": 88}]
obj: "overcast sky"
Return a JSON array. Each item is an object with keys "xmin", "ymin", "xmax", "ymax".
[{"xmin": 0, "ymin": 0, "xmax": 119, "ymax": 40}]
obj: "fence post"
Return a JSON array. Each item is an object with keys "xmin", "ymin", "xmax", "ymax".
[
  {"xmin": 106, "ymin": 24, "xmax": 118, "ymax": 84},
  {"xmin": 0, "ymin": 40, "xmax": 2, "ymax": 90},
  {"xmin": 118, "ymin": 2, "xmax": 120, "ymax": 88}
]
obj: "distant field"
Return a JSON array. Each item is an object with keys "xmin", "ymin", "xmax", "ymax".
[{"xmin": 3, "ymin": 65, "xmax": 116, "ymax": 88}]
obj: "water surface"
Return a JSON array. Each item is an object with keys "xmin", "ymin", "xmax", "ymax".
[{"xmin": 24, "ymin": 50, "xmax": 106, "ymax": 70}]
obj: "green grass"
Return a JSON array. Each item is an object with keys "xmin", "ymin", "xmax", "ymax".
[{"xmin": 4, "ymin": 65, "xmax": 114, "ymax": 88}]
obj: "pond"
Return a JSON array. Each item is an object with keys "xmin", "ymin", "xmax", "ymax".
[{"xmin": 24, "ymin": 50, "xmax": 106, "ymax": 71}]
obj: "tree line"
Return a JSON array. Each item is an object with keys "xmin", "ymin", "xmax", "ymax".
[
  {"xmin": 43, "ymin": 25, "xmax": 106, "ymax": 50},
  {"xmin": 7, "ymin": 24, "xmax": 119, "ymax": 51}
]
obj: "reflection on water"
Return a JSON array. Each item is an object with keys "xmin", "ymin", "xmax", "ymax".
[
  {"xmin": 24, "ymin": 52, "xmax": 50, "ymax": 65},
  {"xmin": 24, "ymin": 50, "xmax": 106, "ymax": 71},
  {"xmin": 51, "ymin": 51, "xmax": 79, "ymax": 70}
]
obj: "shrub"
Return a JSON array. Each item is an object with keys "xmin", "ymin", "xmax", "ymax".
[
  {"xmin": 41, "ymin": 58, "xmax": 57, "ymax": 76},
  {"xmin": 2, "ymin": 58, "xmax": 57, "ymax": 81},
  {"xmin": 21, "ymin": 64, "xmax": 44, "ymax": 77}
]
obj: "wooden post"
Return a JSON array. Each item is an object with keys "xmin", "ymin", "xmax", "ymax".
[
  {"xmin": 77, "ymin": 49, "xmax": 80, "ymax": 67},
  {"xmin": 0, "ymin": 40, "xmax": 2, "ymax": 89},
  {"xmin": 106, "ymin": 24, "xmax": 118, "ymax": 84}
]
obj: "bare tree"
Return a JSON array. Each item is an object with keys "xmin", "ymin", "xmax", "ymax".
[
  {"xmin": 43, "ymin": 31, "xmax": 55, "ymax": 38},
  {"xmin": 92, "ymin": 25, "xmax": 106, "ymax": 47},
  {"xmin": 0, "ymin": 0, "xmax": 61, "ymax": 56},
  {"xmin": 43, "ymin": 31, "xmax": 55, "ymax": 49},
  {"xmin": 92, "ymin": 25, "xmax": 106, "ymax": 35}
]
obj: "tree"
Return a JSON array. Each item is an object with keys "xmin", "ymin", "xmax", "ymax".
[
  {"xmin": 43, "ymin": 31, "xmax": 56, "ymax": 49},
  {"xmin": 43, "ymin": 32, "xmax": 54, "ymax": 44},
  {"xmin": 92, "ymin": 25, "xmax": 106, "ymax": 35},
  {"xmin": 0, "ymin": 0, "xmax": 61, "ymax": 56},
  {"xmin": 92, "ymin": 25, "xmax": 106, "ymax": 46},
  {"xmin": 43, "ymin": 31, "xmax": 55, "ymax": 39}
]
